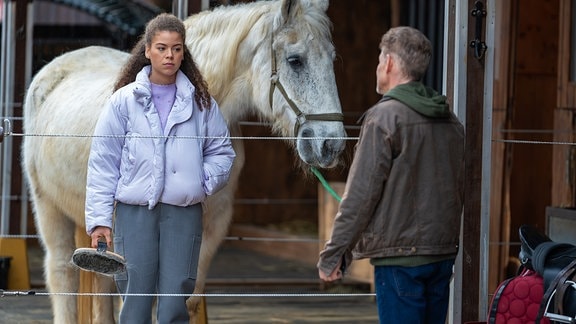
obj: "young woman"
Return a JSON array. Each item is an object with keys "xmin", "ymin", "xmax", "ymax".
[{"xmin": 85, "ymin": 13, "xmax": 235, "ymax": 323}]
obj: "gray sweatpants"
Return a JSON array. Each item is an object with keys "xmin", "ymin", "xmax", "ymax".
[{"xmin": 113, "ymin": 202, "xmax": 203, "ymax": 324}]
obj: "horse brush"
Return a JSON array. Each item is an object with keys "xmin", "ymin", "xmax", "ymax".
[{"xmin": 71, "ymin": 241, "xmax": 126, "ymax": 276}]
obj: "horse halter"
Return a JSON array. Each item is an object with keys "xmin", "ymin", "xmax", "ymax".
[{"xmin": 268, "ymin": 37, "xmax": 344, "ymax": 136}]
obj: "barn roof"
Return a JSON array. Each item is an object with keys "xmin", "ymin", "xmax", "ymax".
[{"xmin": 50, "ymin": 0, "xmax": 162, "ymax": 35}]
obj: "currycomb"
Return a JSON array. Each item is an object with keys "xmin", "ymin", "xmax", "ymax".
[{"xmin": 71, "ymin": 241, "xmax": 126, "ymax": 276}]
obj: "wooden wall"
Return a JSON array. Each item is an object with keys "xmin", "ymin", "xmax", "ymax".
[
  {"xmin": 489, "ymin": 0, "xmax": 559, "ymax": 291},
  {"xmin": 553, "ymin": 0, "xmax": 576, "ymax": 207},
  {"xmin": 507, "ymin": 0, "xmax": 557, "ymax": 241},
  {"xmin": 489, "ymin": 0, "xmax": 513, "ymax": 293}
]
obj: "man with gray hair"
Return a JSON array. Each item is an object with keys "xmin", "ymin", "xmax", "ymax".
[{"xmin": 318, "ymin": 26, "xmax": 465, "ymax": 324}]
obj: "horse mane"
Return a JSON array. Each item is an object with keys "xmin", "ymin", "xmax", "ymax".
[
  {"xmin": 183, "ymin": 3, "xmax": 268, "ymax": 102},
  {"xmin": 183, "ymin": 0, "xmax": 333, "ymax": 107}
]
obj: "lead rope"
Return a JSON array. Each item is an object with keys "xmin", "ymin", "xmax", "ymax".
[{"xmin": 311, "ymin": 166, "xmax": 342, "ymax": 202}]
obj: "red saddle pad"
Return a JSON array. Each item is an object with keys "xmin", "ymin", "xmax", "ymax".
[{"xmin": 488, "ymin": 268, "xmax": 550, "ymax": 324}]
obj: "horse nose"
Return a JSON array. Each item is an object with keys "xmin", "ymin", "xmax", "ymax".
[
  {"xmin": 301, "ymin": 127, "xmax": 313, "ymax": 138},
  {"xmin": 321, "ymin": 138, "xmax": 336, "ymax": 156},
  {"xmin": 324, "ymin": 131, "xmax": 347, "ymax": 164},
  {"xmin": 298, "ymin": 126, "xmax": 345, "ymax": 168}
]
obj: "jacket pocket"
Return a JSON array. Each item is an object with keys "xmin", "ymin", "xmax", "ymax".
[{"xmin": 187, "ymin": 234, "xmax": 202, "ymax": 280}]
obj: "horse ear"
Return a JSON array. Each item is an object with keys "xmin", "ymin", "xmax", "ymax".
[
  {"xmin": 279, "ymin": 0, "xmax": 329, "ymax": 26},
  {"xmin": 280, "ymin": 0, "xmax": 329, "ymax": 21}
]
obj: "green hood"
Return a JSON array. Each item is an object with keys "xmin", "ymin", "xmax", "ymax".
[{"xmin": 384, "ymin": 81, "xmax": 450, "ymax": 118}]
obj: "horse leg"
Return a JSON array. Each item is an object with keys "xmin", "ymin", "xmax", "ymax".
[
  {"xmin": 187, "ymin": 188, "xmax": 235, "ymax": 324},
  {"xmin": 33, "ymin": 198, "xmax": 78, "ymax": 324}
]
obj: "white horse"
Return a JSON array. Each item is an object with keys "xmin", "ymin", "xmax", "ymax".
[{"xmin": 21, "ymin": 0, "xmax": 346, "ymax": 323}]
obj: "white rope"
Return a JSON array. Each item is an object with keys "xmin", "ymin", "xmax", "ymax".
[
  {"xmin": 8, "ymin": 132, "xmax": 355, "ymax": 141},
  {"xmin": 7, "ymin": 132, "xmax": 576, "ymax": 146},
  {"xmin": 0, "ymin": 290, "xmax": 375, "ymax": 298},
  {"xmin": 4, "ymin": 234, "xmax": 527, "ymax": 244},
  {"xmin": 0, "ymin": 234, "xmax": 322, "ymax": 242},
  {"xmin": 494, "ymin": 139, "xmax": 576, "ymax": 146}
]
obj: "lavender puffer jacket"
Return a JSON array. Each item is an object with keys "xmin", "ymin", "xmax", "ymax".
[{"xmin": 85, "ymin": 66, "xmax": 235, "ymax": 234}]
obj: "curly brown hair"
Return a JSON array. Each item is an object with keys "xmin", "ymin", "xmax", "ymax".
[{"xmin": 113, "ymin": 13, "xmax": 211, "ymax": 110}]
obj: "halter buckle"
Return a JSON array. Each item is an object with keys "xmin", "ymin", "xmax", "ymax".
[
  {"xmin": 296, "ymin": 113, "xmax": 306, "ymax": 126},
  {"xmin": 270, "ymin": 73, "xmax": 279, "ymax": 84}
]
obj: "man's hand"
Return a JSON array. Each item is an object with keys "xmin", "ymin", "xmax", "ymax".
[{"xmin": 318, "ymin": 259, "xmax": 343, "ymax": 281}]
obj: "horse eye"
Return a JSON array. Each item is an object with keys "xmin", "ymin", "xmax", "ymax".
[{"xmin": 287, "ymin": 56, "xmax": 303, "ymax": 68}]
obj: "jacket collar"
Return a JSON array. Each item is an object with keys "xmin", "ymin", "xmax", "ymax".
[{"xmin": 132, "ymin": 66, "xmax": 196, "ymax": 134}]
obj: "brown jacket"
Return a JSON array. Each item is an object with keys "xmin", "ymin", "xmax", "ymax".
[{"xmin": 318, "ymin": 97, "xmax": 465, "ymax": 275}]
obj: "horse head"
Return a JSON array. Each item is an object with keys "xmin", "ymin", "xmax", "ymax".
[
  {"xmin": 268, "ymin": 0, "xmax": 346, "ymax": 169},
  {"xmin": 185, "ymin": 0, "xmax": 346, "ymax": 170}
]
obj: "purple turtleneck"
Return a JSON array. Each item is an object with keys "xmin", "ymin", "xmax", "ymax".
[{"xmin": 151, "ymin": 83, "xmax": 176, "ymax": 131}]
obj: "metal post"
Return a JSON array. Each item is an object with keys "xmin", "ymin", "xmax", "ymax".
[
  {"xmin": 452, "ymin": 0, "xmax": 468, "ymax": 125},
  {"xmin": 172, "ymin": 0, "xmax": 209, "ymax": 19},
  {"xmin": 201, "ymin": 0, "xmax": 209, "ymax": 10},
  {"xmin": 479, "ymin": 0, "xmax": 495, "ymax": 319},
  {"xmin": 447, "ymin": 0, "xmax": 468, "ymax": 321},
  {"xmin": 19, "ymin": 0, "xmax": 33, "ymax": 234},
  {"xmin": 0, "ymin": 1, "xmax": 4, "ymax": 235},
  {"xmin": 1, "ymin": 0, "xmax": 16, "ymax": 235},
  {"xmin": 172, "ymin": 0, "xmax": 188, "ymax": 20}
]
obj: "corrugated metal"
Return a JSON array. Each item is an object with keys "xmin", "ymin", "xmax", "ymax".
[
  {"xmin": 43, "ymin": 0, "xmax": 162, "ymax": 35},
  {"xmin": 399, "ymin": 0, "xmax": 445, "ymax": 92}
]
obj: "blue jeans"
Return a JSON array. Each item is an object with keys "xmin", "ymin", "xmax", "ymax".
[{"xmin": 374, "ymin": 259, "xmax": 454, "ymax": 324}]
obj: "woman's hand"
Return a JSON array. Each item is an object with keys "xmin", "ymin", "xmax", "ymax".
[{"xmin": 90, "ymin": 226, "xmax": 112, "ymax": 248}]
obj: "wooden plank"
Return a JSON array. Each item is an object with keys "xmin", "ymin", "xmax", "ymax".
[
  {"xmin": 76, "ymin": 226, "xmax": 93, "ymax": 324},
  {"xmin": 551, "ymin": 109, "xmax": 575, "ymax": 206},
  {"xmin": 488, "ymin": 109, "xmax": 508, "ymax": 292},
  {"xmin": 489, "ymin": 0, "xmax": 512, "ymax": 293},
  {"xmin": 196, "ymin": 297, "xmax": 207, "ymax": 324},
  {"xmin": 460, "ymin": 1, "xmax": 487, "ymax": 321},
  {"xmin": 444, "ymin": 0, "xmax": 455, "ymax": 106},
  {"xmin": 492, "ymin": 1, "xmax": 511, "ymax": 110},
  {"xmin": 557, "ymin": 0, "xmax": 573, "ymax": 109}
]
